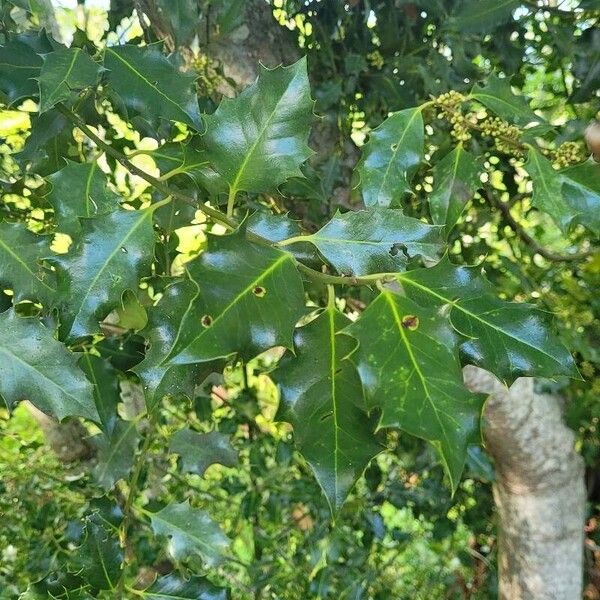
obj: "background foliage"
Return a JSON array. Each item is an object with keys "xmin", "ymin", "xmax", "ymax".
[{"xmin": 0, "ymin": 0, "xmax": 599, "ymax": 598}]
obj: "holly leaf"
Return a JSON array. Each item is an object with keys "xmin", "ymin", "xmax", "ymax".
[
  {"xmin": 525, "ymin": 147, "xmax": 574, "ymax": 233},
  {"xmin": 49, "ymin": 205, "xmax": 161, "ymax": 341},
  {"xmin": 79, "ymin": 354, "xmax": 120, "ymax": 435},
  {"xmin": 149, "ymin": 500, "xmax": 229, "ymax": 566},
  {"xmin": 452, "ymin": 0, "xmax": 520, "ymax": 33},
  {"xmin": 201, "ymin": 57, "xmax": 313, "ymax": 198},
  {"xmin": 133, "ymin": 281, "xmax": 217, "ymax": 411},
  {"xmin": 45, "ymin": 161, "xmax": 120, "ymax": 236},
  {"xmin": 165, "ymin": 231, "xmax": 305, "ymax": 365},
  {"xmin": 357, "ymin": 107, "xmax": 424, "ymax": 207},
  {"xmin": 154, "ymin": 0, "xmax": 200, "ymax": 46},
  {"xmin": 0, "ymin": 38, "xmax": 43, "ymax": 104},
  {"xmin": 289, "ymin": 208, "xmax": 443, "ymax": 276},
  {"xmin": 92, "ymin": 419, "xmax": 139, "ymax": 490},
  {"xmin": 344, "ymin": 290, "xmax": 484, "ymax": 490},
  {"xmin": 275, "ymin": 306, "xmax": 380, "ymax": 512},
  {"xmin": 0, "ymin": 222, "xmax": 56, "ymax": 305},
  {"xmin": 471, "ymin": 75, "xmax": 541, "ymax": 126},
  {"xmin": 0, "ymin": 309, "xmax": 98, "ymax": 421},
  {"xmin": 170, "ymin": 429, "xmax": 237, "ymax": 476},
  {"xmin": 38, "ymin": 47, "xmax": 99, "ymax": 113},
  {"xmin": 429, "ymin": 146, "xmax": 481, "ymax": 232},
  {"xmin": 559, "ymin": 159, "xmax": 600, "ymax": 236},
  {"xmin": 104, "ymin": 45, "xmax": 201, "ymax": 129},
  {"xmin": 142, "ymin": 574, "xmax": 228, "ymax": 600},
  {"xmin": 396, "ymin": 257, "xmax": 578, "ymax": 383},
  {"xmin": 73, "ymin": 514, "xmax": 122, "ymax": 591},
  {"xmin": 150, "ymin": 142, "xmax": 211, "ymax": 187}
]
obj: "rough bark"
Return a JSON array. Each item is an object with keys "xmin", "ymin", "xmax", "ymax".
[{"xmin": 463, "ymin": 366, "xmax": 585, "ymax": 600}]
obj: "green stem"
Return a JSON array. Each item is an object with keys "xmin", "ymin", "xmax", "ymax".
[
  {"xmin": 277, "ymin": 235, "xmax": 311, "ymax": 247},
  {"xmin": 226, "ymin": 187, "xmax": 237, "ymax": 218},
  {"xmin": 295, "ymin": 262, "xmax": 395, "ymax": 286},
  {"xmin": 116, "ymin": 424, "xmax": 155, "ymax": 599},
  {"xmin": 57, "ymin": 104, "xmax": 238, "ymax": 231}
]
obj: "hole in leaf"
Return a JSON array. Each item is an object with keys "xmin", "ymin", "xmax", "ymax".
[
  {"xmin": 401, "ymin": 315, "xmax": 419, "ymax": 330},
  {"xmin": 252, "ymin": 286, "xmax": 266, "ymax": 297},
  {"xmin": 320, "ymin": 411, "xmax": 333, "ymax": 422},
  {"xmin": 389, "ymin": 243, "xmax": 409, "ymax": 258},
  {"xmin": 390, "ymin": 143, "xmax": 398, "ymax": 151},
  {"xmin": 201, "ymin": 314, "xmax": 213, "ymax": 327}
]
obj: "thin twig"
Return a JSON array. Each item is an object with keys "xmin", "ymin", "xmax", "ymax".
[{"xmin": 487, "ymin": 192, "xmax": 592, "ymax": 262}]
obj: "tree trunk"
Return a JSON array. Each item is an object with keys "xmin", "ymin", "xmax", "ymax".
[
  {"xmin": 24, "ymin": 401, "xmax": 94, "ymax": 463},
  {"xmin": 463, "ymin": 366, "xmax": 585, "ymax": 599}
]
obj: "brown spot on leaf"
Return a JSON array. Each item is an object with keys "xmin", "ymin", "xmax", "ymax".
[
  {"xmin": 401, "ymin": 314, "xmax": 419, "ymax": 330},
  {"xmin": 253, "ymin": 286, "xmax": 266, "ymax": 297},
  {"xmin": 201, "ymin": 314, "xmax": 213, "ymax": 327}
]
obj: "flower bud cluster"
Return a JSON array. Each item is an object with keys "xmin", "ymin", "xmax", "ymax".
[{"xmin": 550, "ymin": 141, "xmax": 586, "ymax": 169}]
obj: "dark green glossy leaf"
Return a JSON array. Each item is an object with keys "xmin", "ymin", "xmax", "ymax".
[
  {"xmin": 429, "ymin": 146, "xmax": 481, "ymax": 231},
  {"xmin": 0, "ymin": 222, "xmax": 56, "ymax": 304},
  {"xmin": 0, "ymin": 309, "xmax": 97, "ymax": 421},
  {"xmin": 560, "ymin": 160, "xmax": 600, "ymax": 236},
  {"xmin": 246, "ymin": 211, "xmax": 319, "ymax": 265},
  {"xmin": 149, "ymin": 500, "xmax": 229, "ymax": 566},
  {"xmin": 0, "ymin": 39, "xmax": 42, "ymax": 104},
  {"xmin": 452, "ymin": 0, "xmax": 520, "ymax": 33},
  {"xmin": 104, "ymin": 45, "xmax": 201, "ymax": 129},
  {"xmin": 344, "ymin": 290, "xmax": 483, "ymax": 490},
  {"xmin": 290, "ymin": 208, "xmax": 443, "ymax": 276},
  {"xmin": 525, "ymin": 147, "xmax": 573, "ymax": 233},
  {"xmin": 79, "ymin": 353, "xmax": 120, "ymax": 435},
  {"xmin": 21, "ymin": 573, "xmax": 89, "ymax": 600},
  {"xmin": 165, "ymin": 231, "xmax": 305, "ymax": 365},
  {"xmin": 74, "ymin": 513, "xmax": 122, "ymax": 590},
  {"xmin": 142, "ymin": 574, "xmax": 228, "ymax": 600},
  {"xmin": 45, "ymin": 161, "xmax": 120, "ymax": 236},
  {"xmin": 471, "ymin": 75, "xmax": 541, "ymax": 126},
  {"xmin": 150, "ymin": 142, "xmax": 211, "ymax": 188},
  {"xmin": 396, "ymin": 257, "xmax": 578, "ymax": 382},
  {"xmin": 49, "ymin": 205, "xmax": 161, "ymax": 341},
  {"xmin": 275, "ymin": 306, "xmax": 380, "ymax": 511},
  {"xmin": 170, "ymin": 429, "xmax": 237, "ymax": 476},
  {"xmin": 92, "ymin": 419, "xmax": 139, "ymax": 490},
  {"xmin": 357, "ymin": 107, "xmax": 424, "ymax": 207},
  {"xmin": 201, "ymin": 58, "xmax": 313, "ymax": 198},
  {"xmin": 154, "ymin": 0, "xmax": 200, "ymax": 46},
  {"xmin": 133, "ymin": 281, "xmax": 216, "ymax": 410},
  {"xmin": 38, "ymin": 47, "xmax": 99, "ymax": 113}
]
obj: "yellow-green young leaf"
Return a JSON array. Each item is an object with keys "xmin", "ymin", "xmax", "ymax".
[
  {"xmin": 45, "ymin": 161, "xmax": 120, "ymax": 236},
  {"xmin": 104, "ymin": 45, "xmax": 202, "ymax": 129},
  {"xmin": 289, "ymin": 208, "xmax": 443, "ymax": 276},
  {"xmin": 429, "ymin": 146, "xmax": 481, "ymax": 232},
  {"xmin": 357, "ymin": 107, "xmax": 424, "ymax": 207},
  {"xmin": 275, "ymin": 306, "xmax": 380, "ymax": 512},
  {"xmin": 201, "ymin": 58, "xmax": 313, "ymax": 199},
  {"xmin": 0, "ymin": 309, "xmax": 98, "ymax": 422},
  {"xmin": 170, "ymin": 429, "xmax": 237, "ymax": 476},
  {"xmin": 165, "ymin": 231, "xmax": 305, "ymax": 366},
  {"xmin": 49, "ymin": 205, "xmax": 161, "ymax": 342},
  {"xmin": 38, "ymin": 47, "xmax": 99, "ymax": 113},
  {"xmin": 397, "ymin": 256, "xmax": 579, "ymax": 383},
  {"xmin": 343, "ymin": 291, "xmax": 484, "ymax": 491},
  {"xmin": 0, "ymin": 222, "xmax": 56, "ymax": 305},
  {"xmin": 149, "ymin": 500, "xmax": 230, "ymax": 567},
  {"xmin": 525, "ymin": 147, "xmax": 575, "ymax": 233}
]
